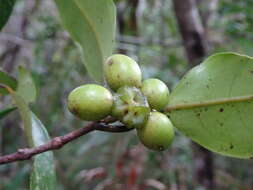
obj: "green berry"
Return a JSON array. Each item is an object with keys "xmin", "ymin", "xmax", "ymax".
[
  {"xmin": 68, "ymin": 84, "xmax": 113, "ymax": 121},
  {"xmin": 137, "ymin": 111, "xmax": 174, "ymax": 151},
  {"xmin": 104, "ymin": 54, "xmax": 142, "ymax": 91},
  {"xmin": 141, "ymin": 78, "xmax": 170, "ymax": 111},
  {"xmin": 112, "ymin": 86, "xmax": 150, "ymax": 129}
]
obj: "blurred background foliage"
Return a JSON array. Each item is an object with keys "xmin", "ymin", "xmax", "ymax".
[{"xmin": 1, "ymin": 0, "xmax": 253, "ymax": 189}]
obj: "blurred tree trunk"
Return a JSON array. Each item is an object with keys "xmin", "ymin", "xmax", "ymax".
[
  {"xmin": 173, "ymin": 0, "xmax": 208, "ymax": 66},
  {"xmin": 172, "ymin": 0, "xmax": 214, "ymax": 189},
  {"xmin": 196, "ymin": 0, "xmax": 219, "ymax": 28},
  {"xmin": 1, "ymin": 0, "xmax": 39, "ymax": 72},
  {"xmin": 117, "ymin": 0, "xmax": 139, "ymax": 54},
  {"xmin": 128, "ymin": 0, "xmax": 139, "ymax": 33}
]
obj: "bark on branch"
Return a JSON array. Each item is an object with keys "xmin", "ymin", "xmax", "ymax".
[{"xmin": 0, "ymin": 117, "xmax": 132, "ymax": 165}]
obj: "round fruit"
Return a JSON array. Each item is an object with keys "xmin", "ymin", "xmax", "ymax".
[
  {"xmin": 112, "ymin": 86, "xmax": 150, "ymax": 129},
  {"xmin": 137, "ymin": 112, "xmax": 174, "ymax": 151},
  {"xmin": 104, "ymin": 54, "xmax": 142, "ymax": 91},
  {"xmin": 68, "ymin": 84, "xmax": 113, "ymax": 121},
  {"xmin": 141, "ymin": 78, "xmax": 169, "ymax": 111}
]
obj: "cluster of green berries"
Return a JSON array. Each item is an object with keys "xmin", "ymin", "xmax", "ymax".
[{"xmin": 67, "ymin": 54, "xmax": 174, "ymax": 151}]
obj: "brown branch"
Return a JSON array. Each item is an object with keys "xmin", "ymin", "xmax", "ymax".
[{"xmin": 0, "ymin": 117, "xmax": 132, "ymax": 165}]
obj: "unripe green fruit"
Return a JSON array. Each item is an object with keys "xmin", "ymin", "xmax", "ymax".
[
  {"xmin": 104, "ymin": 54, "xmax": 142, "ymax": 91},
  {"xmin": 112, "ymin": 86, "xmax": 150, "ymax": 129},
  {"xmin": 141, "ymin": 78, "xmax": 170, "ymax": 111},
  {"xmin": 68, "ymin": 84, "xmax": 113, "ymax": 121},
  {"xmin": 137, "ymin": 112, "xmax": 174, "ymax": 151}
]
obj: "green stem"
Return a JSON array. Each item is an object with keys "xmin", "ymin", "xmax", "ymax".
[{"xmin": 165, "ymin": 95, "xmax": 253, "ymax": 112}]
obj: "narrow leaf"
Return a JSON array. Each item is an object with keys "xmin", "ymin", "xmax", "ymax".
[
  {"xmin": 0, "ymin": 69, "xmax": 17, "ymax": 95},
  {"xmin": 11, "ymin": 93, "xmax": 57, "ymax": 189},
  {"xmin": 0, "ymin": 0, "xmax": 16, "ymax": 30},
  {"xmin": 29, "ymin": 113, "xmax": 57, "ymax": 190},
  {"xmin": 11, "ymin": 93, "xmax": 33, "ymax": 144},
  {"xmin": 55, "ymin": 0, "xmax": 116, "ymax": 82},
  {"xmin": 17, "ymin": 66, "xmax": 37, "ymax": 104},
  {"xmin": 166, "ymin": 52, "xmax": 253, "ymax": 158}
]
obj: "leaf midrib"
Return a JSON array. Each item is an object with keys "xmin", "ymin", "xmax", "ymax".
[{"xmin": 166, "ymin": 94, "xmax": 253, "ymax": 111}]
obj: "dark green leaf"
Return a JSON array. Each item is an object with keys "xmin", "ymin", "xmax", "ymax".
[
  {"xmin": 0, "ymin": 107, "xmax": 16, "ymax": 120},
  {"xmin": 0, "ymin": 70, "xmax": 17, "ymax": 95},
  {"xmin": 0, "ymin": 0, "xmax": 16, "ymax": 30},
  {"xmin": 166, "ymin": 52, "xmax": 253, "ymax": 158},
  {"xmin": 17, "ymin": 66, "xmax": 37, "ymax": 104},
  {"xmin": 11, "ymin": 93, "xmax": 57, "ymax": 189},
  {"xmin": 55, "ymin": 0, "xmax": 116, "ymax": 83}
]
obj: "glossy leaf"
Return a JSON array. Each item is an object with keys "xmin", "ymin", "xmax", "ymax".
[
  {"xmin": 55, "ymin": 0, "xmax": 116, "ymax": 83},
  {"xmin": 0, "ymin": 107, "xmax": 16, "ymax": 120},
  {"xmin": 166, "ymin": 52, "xmax": 253, "ymax": 158},
  {"xmin": 17, "ymin": 66, "xmax": 37, "ymax": 104},
  {"xmin": 0, "ymin": 69, "xmax": 17, "ymax": 95},
  {"xmin": 0, "ymin": 0, "xmax": 16, "ymax": 30},
  {"xmin": 11, "ymin": 93, "xmax": 57, "ymax": 189}
]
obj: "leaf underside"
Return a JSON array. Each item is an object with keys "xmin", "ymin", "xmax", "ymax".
[
  {"xmin": 29, "ymin": 113, "xmax": 57, "ymax": 190},
  {"xmin": 17, "ymin": 66, "xmax": 37, "ymax": 104},
  {"xmin": 55, "ymin": 0, "xmax": 116, "ymax": 83},
  {"xmin": 166, "ymin": 52, "xmax": 253, "ymax": 158},
  {"xmin": 11, "ymin": 93, "xmax": 56, "ymax": 189}
]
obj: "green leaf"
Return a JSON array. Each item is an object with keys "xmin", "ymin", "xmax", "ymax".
[
  {"xmin": 11, "ymin": 93, "xmax": 57, "ymax": 189},
  {"xmin": 166, "ymin": 52, "xmax": 253, "ymax": 158},
  {"xmin": 55, "ymin": 0, "xmax": 116, "ymax": 83},
  {"xmin": 0, "ymin": 107, "xmax": 16, "ymax": 120},
  {"xmin": 29, "ymin": 113, "xmax": 57, "ymax": 190},
  {"xmin": 0, "ymin": 69, "xmax": 17, "ymax": 95},
  {"xmin": 11, "ymin": 93, "xmax": 33, "ymax": 143},
  {"xmin": 0, "ymin": 0, "xmax": 16, "ymax": 30},
  {"xmin": 17, "ymin": 66, "xmax": 37, "ymax": 104}
]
